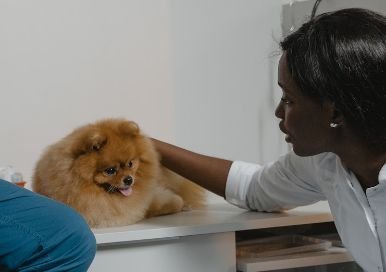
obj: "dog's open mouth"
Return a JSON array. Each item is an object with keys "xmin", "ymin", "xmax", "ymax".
[
  {"xmin": 100, "ymin": 183, "xmax": 133, "ymax": 197},
  {"xmin": 118, "ymin": 186, "xmax": 132, "ymax": 196}
]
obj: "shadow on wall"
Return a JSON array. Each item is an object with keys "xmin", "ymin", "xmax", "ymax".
[{"xmin": 281, "ymin": 0, "xmax": 386, "ymax": 37}]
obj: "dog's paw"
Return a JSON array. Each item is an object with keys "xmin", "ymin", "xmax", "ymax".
[{"xmin": 182, "ymin": 204, "xmax": 192, "ymax": 212}]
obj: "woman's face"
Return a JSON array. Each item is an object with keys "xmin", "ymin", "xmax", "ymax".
[{"xmin": 275, "ymin": 53, "xmax": 335, "ymax": 156}]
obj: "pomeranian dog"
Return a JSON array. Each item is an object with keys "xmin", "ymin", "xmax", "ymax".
[{"xmin": 32, "ymin": 119, "xmax": 206, "ymax": 228}]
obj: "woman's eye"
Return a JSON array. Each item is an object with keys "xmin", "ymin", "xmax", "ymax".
[
  {"xmin": 127, "ymin": 161, "xmax": 133, "ymax": 168},
  {"xmin": 280, "ymin": 97, "xmax": 291, "ymax": 105},
  {"xmin": 104, "ymin": 167, "xmax": 117, "ymax": 176}
]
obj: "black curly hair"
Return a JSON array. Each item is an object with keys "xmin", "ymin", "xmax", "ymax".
[{"xmin": 280, "ymin": 8, "xmax": 386, "ymax": 150}]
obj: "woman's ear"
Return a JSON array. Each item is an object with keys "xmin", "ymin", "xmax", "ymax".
[{"xmin": 326, "ymin": 102, "xmax": 344, "ymax": 128}]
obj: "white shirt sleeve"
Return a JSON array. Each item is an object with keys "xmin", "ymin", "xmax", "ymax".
[
  {"xmin": 225, "ymin": 152, "xmax": 326, "ymax": 211},
  {"xmin": 225, "ymin": 161, "xmax": 261, "ymax": 209}
]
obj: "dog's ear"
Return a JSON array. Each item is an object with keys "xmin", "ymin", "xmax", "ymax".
[
  {"xmin": 70, "ymin": 128, "xmax": 107, "ymax": 157},
  {"xmin": 118, "ymin": 121, "xmax": 140, "ymax": 137},
  {"xmin": 87, "ymin": 132, "xmax": 107, "ymax": 152}
]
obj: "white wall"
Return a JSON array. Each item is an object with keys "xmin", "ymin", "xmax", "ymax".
[
  {"xmin": 171, "ymin": 0, "xmax": 288, "ymax": 164},
  {"xmin": 0, "ymin": 0, "xmax": 385, "ymax": 188},
  {"xmin": 0, "ymin": 0, "xmax": 176, "ymax": 183},
  {"xmin": 0, "ymin": 0, "xmax": 290, "ymax": 186}
]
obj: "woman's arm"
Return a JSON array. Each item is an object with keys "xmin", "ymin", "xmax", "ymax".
[{"xmin": 152, "ymin": 139, "xmax": 233, "ymax": 198}]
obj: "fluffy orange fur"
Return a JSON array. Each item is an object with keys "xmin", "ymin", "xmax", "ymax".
[{"xmin": 32, "ymin": 119, "xmax": 206, "ymax": 228}]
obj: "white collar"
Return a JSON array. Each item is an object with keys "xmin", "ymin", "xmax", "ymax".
[{"xmin": 378, "ymin": 163, "xmax": 386, "ymax": 184}]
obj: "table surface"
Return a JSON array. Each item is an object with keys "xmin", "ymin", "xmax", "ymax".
[{"xmin": 93, "ymin": 201, "xmax": 332, "ymax": 246}]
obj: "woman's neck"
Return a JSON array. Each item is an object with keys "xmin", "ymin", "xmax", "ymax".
[{"xmin": 336, "ymin": 144, "xmax": 386, "ymax": 190}]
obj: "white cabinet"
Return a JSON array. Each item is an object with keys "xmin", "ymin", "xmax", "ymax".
[
  {"xmin": 91, "ymin": 232, "xmax": 236, "ymax": 272},
  {"xmin": 90, "ymin": 202, "xmax": 359, "ymax": 272}
]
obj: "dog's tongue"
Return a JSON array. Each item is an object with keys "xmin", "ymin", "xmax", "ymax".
[{"xmin": 119, "ymin": 187, "xmax": 132, "ymax": 197}]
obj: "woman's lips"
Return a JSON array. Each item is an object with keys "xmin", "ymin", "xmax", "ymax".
[
  {"xmin": 278, "ymin": 122, "xmax": 287, "ymax": 134},
  {"xmin": 279, "ymin": 122, "xmax": 292, "ymax": 143},
  {"xmin": 284, "ymin": 134, "xmax": 292, "ymax": 143}
]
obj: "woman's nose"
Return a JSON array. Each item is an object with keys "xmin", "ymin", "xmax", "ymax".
[{"xmin": 274, "ymin": 101, "xmax": 284, "ymax": 119}]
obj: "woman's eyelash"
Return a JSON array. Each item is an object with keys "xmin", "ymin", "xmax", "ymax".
[{"xmin": 280, "ymin": 97, "xmax": 291, "ymax": 104}]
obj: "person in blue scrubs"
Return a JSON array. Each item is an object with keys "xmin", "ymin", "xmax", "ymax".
[{"xmin": 0, "ymin": 180, "xmax": 96, "ymax": 271}]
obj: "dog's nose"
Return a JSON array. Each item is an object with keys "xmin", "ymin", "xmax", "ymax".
[{"xmin": 123, "ymin": 176, "xmax": 133, "ymax": 186}]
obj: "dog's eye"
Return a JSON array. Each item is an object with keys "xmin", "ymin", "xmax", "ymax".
[
  {"xmin": 127, "ymin": 161, "xmax": 133, "ymax": 168},
  {"xmin": 104, "ymin": 167, "xmax": 117, "ymax": 176}
]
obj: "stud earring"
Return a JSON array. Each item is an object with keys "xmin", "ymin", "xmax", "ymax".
[{"xmin": 330, "ymin": 122, "xmax": 339, "ymax": 128}]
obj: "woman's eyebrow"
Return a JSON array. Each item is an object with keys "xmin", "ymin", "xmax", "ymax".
[
  {"xmin": 278, "ymin": 81, "xmax": 290, "ymax": 92},
  {"xmin": 278, "ymin": 81, "xmax": 294, "ymax": 94}
]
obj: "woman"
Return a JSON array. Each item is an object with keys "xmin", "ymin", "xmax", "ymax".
[{"xmin": 153, "ymin": 8, "xmax": 386, "ymax": 271}]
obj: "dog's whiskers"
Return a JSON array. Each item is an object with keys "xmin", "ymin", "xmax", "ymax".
[
  {"xmin": 100, "ymin": 183, "xmax": 118, "ymax": 193},
  {"xmin": 107, "ymin": 184, "xmax": 118, "ymax": 193}
]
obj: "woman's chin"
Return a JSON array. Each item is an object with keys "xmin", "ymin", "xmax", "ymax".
[
  {"xmin": 284, "ymin": 135, "xmax": 309, "ymax": 156},
  {"xmin": 292, "ymin": 145, "xmax": 323, "ymax": 157}
]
